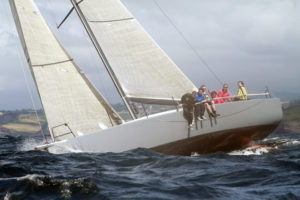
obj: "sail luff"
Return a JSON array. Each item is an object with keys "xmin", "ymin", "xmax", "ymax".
[
  {"xmin": 70, "ymin": 0, "xmax": 136, "ymax": 119},
  {"xmin": 9, "ymin": 0, "xmax": 54, "ymax": 141},
  {"xmin": 9, "ymin": 0, "xmax": 123, "ymax": 141}
]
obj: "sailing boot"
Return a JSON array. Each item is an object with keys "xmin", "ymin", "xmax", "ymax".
[{"xmin": 213, "ymin": 110, "xmax": 220, "ymax": 117}]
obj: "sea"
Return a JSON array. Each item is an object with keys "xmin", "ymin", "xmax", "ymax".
[{"xmin": 0, "ymin": 132, "xmax": 299, "ymax": 200}]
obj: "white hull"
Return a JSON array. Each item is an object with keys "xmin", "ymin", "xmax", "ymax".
[{"xmin": 36, "ymin": 98, "xmax": 282, "ymax": 155}]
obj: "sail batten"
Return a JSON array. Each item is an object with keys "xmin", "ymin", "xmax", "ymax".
[
  {"xmin": 73, "ymin": 0, "xmax": 197, "ymax": 103},
  {"xmin": 9, "ymin": 0, "xmax": 122, "ymax": 141},
  {"xmin": 89, "ymin": 17, "xmax": 134, "ymax": 23},
  {"xmin": 31, "ymin": 59, "xmax": 73, "ymax": 67}
]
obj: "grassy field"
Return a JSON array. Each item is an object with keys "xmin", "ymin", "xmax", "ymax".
[
  {"xmin": 18, "ymin": 113, "xmax": 46, "ymax": 124},
  {"xmin": 0, "ymin": 110, "xmax": 46, "ymax": 134},
  {"xmin": 2, "ymin": 123, "xmax": 41, "ymax": 133},
  {"xmin": 0, "ymin": 102, "xmax": 299, "ymax": 134}
]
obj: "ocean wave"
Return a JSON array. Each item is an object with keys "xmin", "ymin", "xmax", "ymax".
[
  {"xmin": 0, "ymin": 134, "xmax": 299, "ymax": 199},
  {"xmin": 228, "ymin": 145, "xmax": 275, "ymax": 155},
  {"xmin": 17, "ymin": 137, "xmax": 43, "ymax": 152},
  {"xmin": 229, "ymin": 134, "xmax": 300, "ymax": 156},
  {"xmin": 0, "ymin": 174, "xmax": 98, "ymax": 199}
]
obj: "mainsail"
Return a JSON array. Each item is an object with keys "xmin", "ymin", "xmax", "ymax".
[
  {"xmin": 9, "ymin": 0, "xmax": 122, "ymax": 141},
  {"xmin": 71, "ymin": 0, "xmax": 197, "ymax": 105}
]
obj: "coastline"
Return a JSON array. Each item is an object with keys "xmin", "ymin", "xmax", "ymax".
[{"xmin": 1, "ymin": 100, "xmax": 299, "ymax": 135}]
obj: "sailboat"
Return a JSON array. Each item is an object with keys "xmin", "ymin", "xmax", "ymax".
[{"xmin": 9, "ymin": 0, "xmax": 282, "ymax": 156}]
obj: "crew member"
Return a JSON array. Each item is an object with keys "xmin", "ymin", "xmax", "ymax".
[
  {"xmin": 199, "ymin": 85, "xmax": 220, "ymax": 117},
  {"xmin": 217, "ymin": 83, "xmax": 231, "ymax": 103},
  {"xmin": 195, "ymin": 89, "xmax": 206, "ymax": 120},
  {"xmin": 180, "ymin": 92, "xmax": 195, "ymax": 127},
  {"xmin": 210, "ymin": 90, "xmax": 222, "ymax": 104},
  {"xmin": 235, "ymin": 81, "xmax": 247, "ymax": 100}
]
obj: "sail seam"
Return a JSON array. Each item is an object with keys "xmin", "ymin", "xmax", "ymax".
[
  {"xmin": 89, "ymin": 17, "xmax": 134, "ymax": 23},
  {"xmin": 31, "ymin": 59, "xmax": 73, "ymax": 67}
]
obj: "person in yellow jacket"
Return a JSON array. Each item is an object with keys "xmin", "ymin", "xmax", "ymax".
[{"xmin": 236, "ymin": 81, "xmax": 247, "ymax": 100}]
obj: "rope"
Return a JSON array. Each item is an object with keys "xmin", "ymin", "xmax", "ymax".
[
  {"xmin": 152, "ymin": 0, "xmax": 224, "ymax": 86},
  {"xmin": 3, "ymin": 2, "xmax": 48, "ymax": 143}
]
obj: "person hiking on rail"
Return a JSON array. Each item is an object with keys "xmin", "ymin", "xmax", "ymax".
[
  {"xmin": 195, "ymin": 89, "xmax": 206, "ymax": 120},
  {"xmin": 200, "ymin": 85, "xmax": 209, "ymax": 100},
  {"xmin": 235, "ymin": 81, "xmax": 247, "ymax": 101},
  {"xmin": 196, "ymin": 88, "xmax": 219, "ymax": 119},
  {"xmin": 217, "ymin": 83, "xmax": 231, "ymax": 103},
  {"xmin": 199, "ymin": 85, "xmax": 220, "ymax": 117},
  {"xmin": 210, "ymin": 90, "xmax": 222, "ymax": 104},
  {"xmin": 180, "ymin": 92, "xmax": 195, "ymax": 127}
]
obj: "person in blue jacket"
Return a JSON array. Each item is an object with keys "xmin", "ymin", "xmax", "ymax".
[
  {"xmin": 195, "ymin": 88, "xmax": 219, "ymax": 119},
  {"xmin": 195, "ymin": 88, "xmax": 206, "ymax": 120}
]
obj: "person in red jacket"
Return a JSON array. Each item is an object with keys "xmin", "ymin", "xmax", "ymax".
[
  {"xmin": 217, "ymin": 83, "xmax": 231, "ymax": 103},
  {"xmin": 210, "ymin": 90, "xmax": 222, "ymax": 104}
]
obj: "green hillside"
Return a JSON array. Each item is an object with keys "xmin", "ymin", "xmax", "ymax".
[
  {"xmin": 284, "ymin": 106, "xmax": 300, "ymax": 121},
  {"xmin": 0, "ymin": 110, "xmax": 47, "ymax": 134},
  {"xmin": 1, "ymin": 100, "xmax": 299, "ymax": 135}
]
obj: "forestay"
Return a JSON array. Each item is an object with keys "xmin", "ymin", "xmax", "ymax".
[
  {"xmin": 74, "ymin": 0, "xmax": 197, "ymax": 105},
  {"xmin": 9, "ymin": 0, "xmax": 122, "ymax": 141}
]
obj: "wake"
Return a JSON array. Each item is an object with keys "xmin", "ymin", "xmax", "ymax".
[{"xmin": 229, "ymin": 136, "xmax": 300, "ymax": 156}]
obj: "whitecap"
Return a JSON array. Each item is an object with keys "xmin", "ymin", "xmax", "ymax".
[
  {"xmin": 228, "ymin": 145, "xmax": 274, "ymax": 156},
  {"xmin": 4, "ymin": 193, "xmax": 12, "ymax": 200},
  {"xmin": 18, "ymin": 138, "xmax": 44, "ymax": 151}
]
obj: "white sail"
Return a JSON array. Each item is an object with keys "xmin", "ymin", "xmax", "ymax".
[
  {"xmin": 73, "ymin": 0, "xmax": 197, "ymax": 105},
  {"xmin": 9, "ymin": 0, "xmax": 122, "ymax": 141}
]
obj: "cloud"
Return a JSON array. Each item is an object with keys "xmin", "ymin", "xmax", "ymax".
[
  {"xmin": 122, "ymin": 0, "xmax": 300, "ymax": 92},
  {"xmin": 0, "ymin": 76, "xmax": 5, "ymax": 91},
  {"xmin": 0, "ymin": 0, "xmax": 300, "ymax": 110},
  {"xmin": 0, "ymin": 14, "xmax": 18, "ymax": 51}
]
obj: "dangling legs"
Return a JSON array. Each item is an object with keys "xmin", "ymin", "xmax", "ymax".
[
  {"xmin": 205, "ymin": 102, "xmax": 219, "ymax": 117},
  {"xmin": 205, "ymin": 102, "xmax": 212, "ymax": 114},
  {"xmin": 183, "ymin": 107, "xmax": 193, "ymax": 126},
  {"xmin": 200, "ymin": 103, "xmax": 206, "ymax": 119},
  {"xmin": 195, "ymin": 104, "xmax": 200, "ymax": 118},
  {"xmin": 210, "ymin": 101, "xmax": 220, "ymax": 117}
]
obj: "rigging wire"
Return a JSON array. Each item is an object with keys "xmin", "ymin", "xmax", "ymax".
[
  {"xmin": 152, "ymin": 0, "xmax": 224, "ymax": 86},
  {"xmin": 2, "ymin": 2, "xmax": 48, "ymax": 143}
]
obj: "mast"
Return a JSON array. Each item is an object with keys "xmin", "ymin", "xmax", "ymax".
[{"xmin": 70, "ymin": 0, "xmax": 136, "ymax": 119}]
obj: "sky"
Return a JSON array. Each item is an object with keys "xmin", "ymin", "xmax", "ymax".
[{"xmin": 0, "ymin": 0, "xmax": 299, "ymax": 110}]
